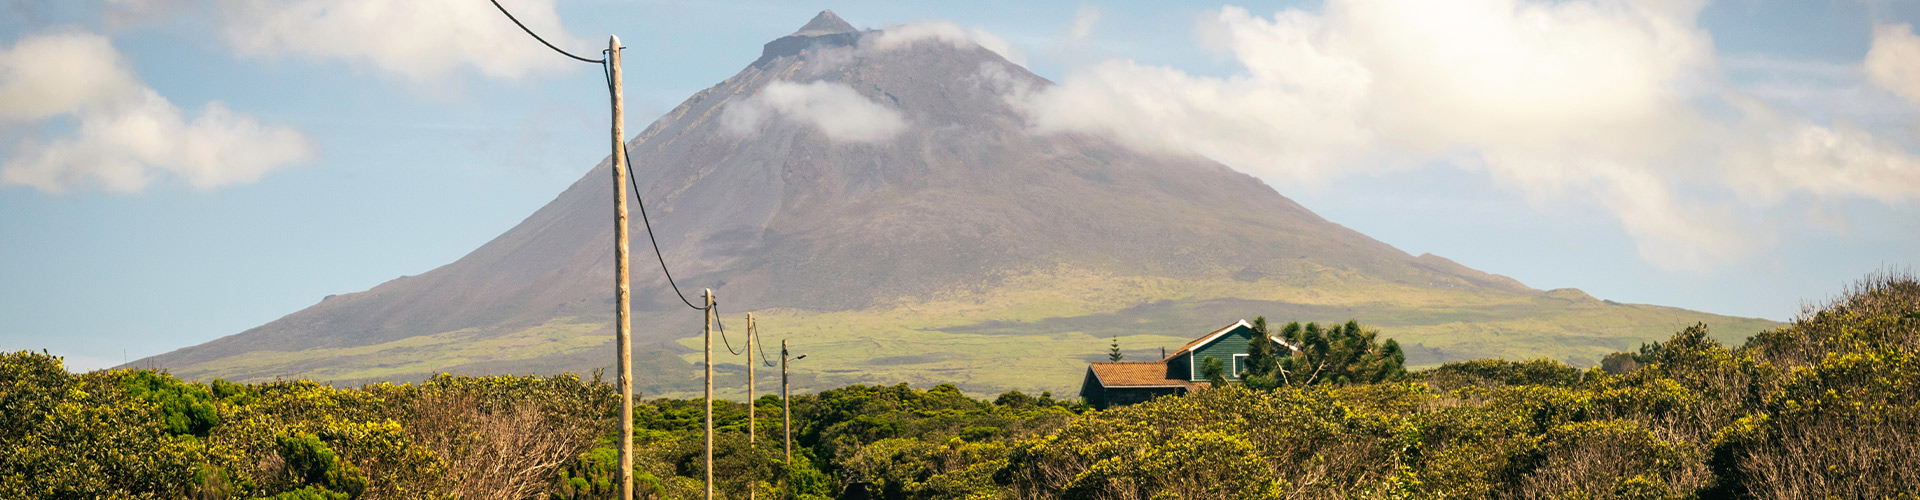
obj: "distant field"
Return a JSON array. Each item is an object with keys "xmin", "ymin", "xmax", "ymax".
[
  {"xmin": 667, "ymin": 266, "xmax": 1782, "ymax": 398},
  {"xmin": 163, "ymin": 265, "xmax": 1779, "ymax": 398}
]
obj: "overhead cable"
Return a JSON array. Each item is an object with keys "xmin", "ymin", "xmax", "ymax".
[
  {"xmin": 714, "ymin": 303, "xmax": 746, "ymax": 356},
  {"xmin": 753, "ymin": 325, "xmax": 776, "ymax": 367},
  {"xmin": 600, "ymin": 59, "xmax": 708, "ymax": 312},
  {"xmin": 490, "ymin": 0, "xmax": 604, "ymax": 64}
]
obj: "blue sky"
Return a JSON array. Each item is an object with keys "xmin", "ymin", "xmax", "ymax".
[{"xmin": 2, "ymin": 0, "xmax": 1917, "ymax": 371}]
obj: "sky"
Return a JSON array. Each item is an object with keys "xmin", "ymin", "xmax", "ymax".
[{"xmin": 1, "ymin": 0, "xmax": 1917, "ymax": 371}]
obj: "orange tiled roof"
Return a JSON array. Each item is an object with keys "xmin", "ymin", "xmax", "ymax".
[{"xmin": 1087, "ymin": 361, "xmax": 1195, "ymax": 388}]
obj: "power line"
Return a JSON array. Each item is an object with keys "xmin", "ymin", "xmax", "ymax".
[
  {"xmin": 753, "ymin": 323, "xmax": 775, "ymax": 367},
  {"xmin": 600, "ymin": 60, "xmax": 708, "ymax": 312},
  {"xmin": 493, "ymin": 2, "xmax": 733, "ymax": 377},
  {"xmin": 490, "ymin": 0, "xmax": 604, "ymax": 64},
  {"xmin": 714, "ymin": 302, "xmax": 746, "ymax": 356}
]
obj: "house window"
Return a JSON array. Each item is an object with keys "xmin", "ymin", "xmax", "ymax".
[{"xmin": 1233, "ymin": 353, "xmax": 1250, "ymax": 378}]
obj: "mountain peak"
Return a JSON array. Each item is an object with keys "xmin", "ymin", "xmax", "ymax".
[{"xmin": 792, "ymin": 10, "xmax": 856, "ymax": 37}]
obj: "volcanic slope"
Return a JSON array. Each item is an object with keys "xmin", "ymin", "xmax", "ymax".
[{"xmin": 139, "ymin": 11, "xmax": 1779, "ymax": 396}]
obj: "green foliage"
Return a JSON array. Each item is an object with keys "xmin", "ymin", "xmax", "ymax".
[
  {"xmin": 1002, "ymin": 385, "xmax": 1415, "ymax": 499},
  {"xmin": 0, "ymin": 358, "xmax": 607, "ymax": 499},
  {"xmin": 274, "ymin": 431, "xmax": 366, "ymax": 498},
  {"xmin": 260, "ymin": 485, "xmax": 349, "ymax": 500},
  {"xmin": 780, "ymin": 452, "xmax": 834, "ymax": 500},
  {"xmin": 1242, "ymin": 318, "xmax": 1407, "ymax": 388},
  {"xmin": 1107, "ymin": 335, "xmax": 1124, "ymax": 361},
  {"xmin": 1599, "ymin": 352, "xmax": 1641, "ymax": 375},
  {"xmin": 847, "ymin": 437, "xmax": 1008, "ymax": 500},
  {"xmin": 1200, "ymin": 355, "xmax": 1227, "ymax": 388},
  {"xmin": 121, "ymin": 370, "xmax": 221, "ymax": 437},
  {"xmin": 1242, "ymin": 317, "xmax": 1284, "ymax": 389},
  {"xmin": 1421, "ymin": 358, "xmax": 1583, "ymax": 391},
  {"xmin": 0, "ymin": 355, "xmax": 228, "ymax": 499},
  {"xmin": 2, "ymin": 272, "xmax": 1915, "ymax": 499}
]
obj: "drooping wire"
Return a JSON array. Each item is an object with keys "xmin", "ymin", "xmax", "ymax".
[
  {"xmin": 600, "ymin": 54, "xmax": 707, "ymax": 312},
  {"xmin": 753, "ymin": 322, "xmax": 776, "ymax": 367},
  {"xmin": 713, "ymin": 303, "xmax": 746, "ymax": 356},
  {"xmin": 490, "ymin": 0, "xmax": 604, "ymax": 64},
  {"xmin": 497, "ymin": 1, "xmax": 752, "ymax": 374}
]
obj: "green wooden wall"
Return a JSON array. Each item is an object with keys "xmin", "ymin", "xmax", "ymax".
[{"xmin": 1185, "ymin": 324, "xmax": 1256, "ymax": 382}]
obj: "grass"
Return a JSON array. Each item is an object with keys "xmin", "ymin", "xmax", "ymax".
[
  {"xmin": 174, "ymin": 317, "xmax": 611, "ymax": 383},
  {"xmin": 666, "ymin": 265, "xmax": 1782, "ymax": 398},
  {"xmin": 168, "ymin": 264, "xmax": 1782, "ymax": 398}
]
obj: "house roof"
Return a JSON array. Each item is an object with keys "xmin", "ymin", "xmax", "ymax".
[
  {"xmin": 1086, "ymin": 361, "xmax": 1196, "ymax": 389},
  {"xmin": 1159, "ymin": 319, "xmax": 1302, "ymax": 362},
  {"xmin": 1162, "ymin": 319, "xmax": 1253, "ymax": 361}
]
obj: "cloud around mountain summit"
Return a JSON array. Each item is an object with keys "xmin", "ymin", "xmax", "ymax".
[
  {"xmin": 722, "ymin": 80, "xmax": 909, "ymax": 144},
  {"xmin": 1011, "ymin": 0, "xmax": 1920, "ymax": 272}
]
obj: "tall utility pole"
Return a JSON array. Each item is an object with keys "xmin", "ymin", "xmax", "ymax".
[
  {"xmin": 746, "ymin": 313, "xmax": 756, "ymax": 500},
  {"xmin": 607, "ymin": 34, "xmax": 634, "ymax": 500},
  {"xmin": 704, "ymin": 288, "xmax": 715, "ymax": 500},
  {"xmin": 782, "ymin": 340, "xmax": 792, "ymax": 463}
]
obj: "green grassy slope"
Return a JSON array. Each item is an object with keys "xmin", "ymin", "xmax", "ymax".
[
  {"xmin": 162, "ymin": 264, "xmax": 1778, "ymax": 398},
  {"xmin": 165, "ymin": 265, "xmax": 1781, "ymax": 398},
  {"xmin": 666, "ymin": 265, "xmax": 1779, "ymax": 398}
]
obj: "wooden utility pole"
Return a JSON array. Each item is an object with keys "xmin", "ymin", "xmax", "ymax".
[
  {"xmin": 704, "ymin": 288, "xmax": 715, "ymax": 500},
  {"xmin": 747, "ymin": 313, "xmax": 756, "ymax": 500},
  {"xmin": 607, "ymin": 34, "xmax": 634, "ymax": 500},
  {"xmin": 748, "ymin": 314, "xmax": 757, "ymax": 445},
  {"xmin": 782, "ymin": 339, "xmax": 792, "ymax": 463}
]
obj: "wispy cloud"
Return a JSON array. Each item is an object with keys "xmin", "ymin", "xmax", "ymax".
[
  {"xmin": 0, "ymin": 31, "xmax": 314, "ymax": 193},
  {"xmin": 721, "ymin": 81, "xmax": 907, "ymax": 143},
  {"xmin": 1068, "ymin": 5, "xmax": 1102, "ymax": 42},
  {"xmin": 1005, "ymin": 0, "xmax": 1920, "ymax": 271},
  {"xmin": 861, "ymin": 21, "xmax": 1028, "ymax": 66}
]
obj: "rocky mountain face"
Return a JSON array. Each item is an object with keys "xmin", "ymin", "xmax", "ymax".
[{"xmin": 138, "ymin": 12, "xmax": 1775, "ymax": 395}]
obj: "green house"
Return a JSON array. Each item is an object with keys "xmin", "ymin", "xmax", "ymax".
[{"xmin": 1079, "ymin": 320, "xmax": 1298, "ymax": 409}]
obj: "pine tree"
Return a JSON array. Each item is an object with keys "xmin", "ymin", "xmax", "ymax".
[
  {"xmin": 1108, "ymin": 335, "xmax": 1124, "ymax": 361},
  {"xmin": 1263, "ymin": 319, "xmax": 1405, "ymax": 387},
  {"xmin": 1241, "ymin": 317, "xmax": 1285, "ymax": 390},
  {"xmin": 1200, "ymin": 356, "xmax": 1228, "ymax": 388}
]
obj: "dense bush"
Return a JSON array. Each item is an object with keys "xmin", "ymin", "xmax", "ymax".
[
  {"xmin": 0, "ymin": 362, "xmax": 611, "ymax": 499},
  {"xmin": 3, "ymin": 272, "xmax": 1917, "ymax": 499}
]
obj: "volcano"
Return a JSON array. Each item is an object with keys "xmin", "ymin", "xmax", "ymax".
[{"xmin": 139, "ymin": 11, "xmax": 1777, "ymax": 396}]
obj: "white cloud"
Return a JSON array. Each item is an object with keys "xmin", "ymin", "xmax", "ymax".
[
  {"xmin": 1723, "ymin": 97, "xmax": 1920, "ymax": 204},
  {"xmin": 209, "ymin": 0, "xmax": 591, "ymax": 82},
  {"xmin": 0, "ymin": 32, "xmax": 144, "ymax": 124},
  {"xmin": 1867, "ymin": 23, "xmax": 1920, "ymax": 103},
  {"xmin": 721, "ymin": 81, "xmax": 908, "ymax": 143},
  {"xmin": 862, "ymin": 22, "xmax": 1028, "ymax": 66},
  {"xmin": 1068, "ymin": 5, "xmax": 1102, "ymax": 42},
  {"xmin": 1015, "ymin": 0, "xmax": 1920, "ymax": 271},
  {"xmin": 0, "ymin": 31, "xmax": 315, "ymax": 193},
  {"xmin": 94, "ymin": 0, "xmax": 591, "ymax": 83}
]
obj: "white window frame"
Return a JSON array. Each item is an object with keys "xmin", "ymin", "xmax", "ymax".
[{"xmin": 1233, "ymin": 353, "xmax": 1250, "ymax": 378}]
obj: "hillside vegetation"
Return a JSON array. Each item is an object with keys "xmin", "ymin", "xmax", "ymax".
[{"xmin": 6, "ymin": 273, "xmax": 1911, "ymax": 499}]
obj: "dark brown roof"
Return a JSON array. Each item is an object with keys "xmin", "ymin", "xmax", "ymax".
[{"xmin": 1087, "ymin": 361, "xmax": 1199, "ymax": 389}]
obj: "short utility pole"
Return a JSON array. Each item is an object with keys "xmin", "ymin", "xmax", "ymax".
[
  {"xmin": 747, "ymin": 313, "xmax": 757, "ymax": 500},
  {"xmin": 607, "ymin": 34, "xmax": 635, "ymax": 500},
  {"xmin": 782, "ymin": 342, "xmax": 805, "ymax": 463},
  {"xmin": 704, "ymin": 288, "xmax": 715, "ymax": 500}
]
